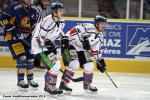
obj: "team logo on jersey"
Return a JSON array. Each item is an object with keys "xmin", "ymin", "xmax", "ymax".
[
  {"xmin": 69, "ymin": 28, "xmax": 77, "ymax": 36},
  {"xmin": 126, "ymin": 25, "xmax": 150, "ymax": 56},
  {"xmin": 20, "ymin": 16, "xmax": 31, "ymax": 29}
]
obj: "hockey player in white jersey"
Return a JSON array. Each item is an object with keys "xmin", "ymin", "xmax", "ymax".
[
  {"xmin": 59, "ymin": 15, "xmax": 107, "ymax": 93},
  {"xmin": 31, "ymin": 2, "xmax": 65, "ymax": 95}
]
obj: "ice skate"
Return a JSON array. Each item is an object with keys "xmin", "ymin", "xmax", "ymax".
[
  {"xmin": 59, "ymin": 81, "xmax": 72, "ymax": 95},
  {"xmin": 83, "ymin": 83, "xmax": 98, "ymax": 92},
  {"xmin": 28, "ymin": 80, "xmax": 38, "ymax": 90},
  {"xmin": 44, "ymin": 83, "xmax": 63, "ymax": 95},
  {"xmin": 17, "ymin": 80, "xmax": 28, "ymax": 91}
]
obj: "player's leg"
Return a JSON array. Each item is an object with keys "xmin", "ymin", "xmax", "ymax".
[
  {"xmin": 26, "ymin": 58, "xmax": 39, "ymax": 88},
  {"xmin": 23, "ymin": 37, "xmax": 39, "ymax": 89},
  {"xmin": 8, "ymin": 40, "xmax": 28, "ymax": 90},
  {"xmin": 16, "ymin": 56, "xmax": 29, "ymax": 90},
  {"xmin": 78, "ymin": 51, "xmax": 97, "ymax": 92},
  {"xmin": 59, "ymin": 45, "xmax": 80, "ymax": 93},
  {"xmin": 83, "ymin": 62, "xmax": 97, "ymax": 92},
  {"xmin": 38, "ymin": 51, "xmax": 63, "ymax": 95}
]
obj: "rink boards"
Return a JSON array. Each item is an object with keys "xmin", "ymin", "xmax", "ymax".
[
  {"xmin": 0, "ymin": 56, "xmax": 150, "ymax": 73},
  {"xmin": 0, "ymin": 18, "xmax": 150, "ymax": 73}
]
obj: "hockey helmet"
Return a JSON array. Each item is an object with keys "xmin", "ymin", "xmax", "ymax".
[
  {"xmin": 50, "ymin": 2, "xmax": 64, "ymax": 10},
  {"xmin": 94, "ymin": 15, "xmax": 107, "ymax": 24}
]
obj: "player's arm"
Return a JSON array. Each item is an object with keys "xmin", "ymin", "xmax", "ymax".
[
  {"xmin": 0, "ymin": 3, "xmax": 15, "ymax": 21},
  {"xmin": 38, "ymin": 28, "xmax": 52, "ymax": 46},
  {"xmin": 88, "ymin": 48, "xmax": 106, "ymax": 73},
  {"xmin": 0, "ymin": 3, "xmax": 16, "ymax": 38},
  {"xmin": 34, "ymin": 22, "xmax": 56, "ymax": 54},
  {"xmin": 70, "ymin": 26, "xmax": 91, "ymax": 50},
  {"xmin": 82, "ymin": 36, "xmax": 91, "ymax": 50},
  {"xmin": 31, "ymin": 5, "xmax": 40, "ymax": 29},
  {"xmin": 0, "ymin": 8, "xmax": 11, "ymax": 31},
  {"xmin": 96, "ymin": 55, "xmax": 106, "ymax": 73},
  {"xmin": 56, "ymin": 20, "xmax": 68, "ymax": 49},
  {"xmin": 89, "ymin": 36, "xmax": 106, "ymax": 73}
]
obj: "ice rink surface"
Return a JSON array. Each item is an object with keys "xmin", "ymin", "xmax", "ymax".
[{"xmin": 0, "ymin": 68, "xmax": 150, "ymax": 100}]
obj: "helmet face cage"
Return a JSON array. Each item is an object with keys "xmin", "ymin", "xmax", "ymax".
[{"xmin": 94, "ymin": 15, "xmax": 107, "ymax": 24}]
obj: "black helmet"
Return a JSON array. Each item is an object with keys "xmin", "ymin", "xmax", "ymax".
[
  {"xmin": 50, "ymin": 2, "xmax": 64, "ymax": 10},
  {"xmin": 94, "ymin": 15, "xmax": 107, "ymax": 24}
]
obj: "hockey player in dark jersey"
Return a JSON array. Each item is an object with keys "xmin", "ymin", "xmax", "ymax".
[{"xmin": 0, "ymin": 0, "xmax": 39, "ymax": 90}]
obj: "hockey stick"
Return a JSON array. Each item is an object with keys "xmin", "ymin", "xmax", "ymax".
[
  {"xmin": 87, "ymin": 49, "xmax": 118, "ymax": 88},
  {"xmin": 59, "ymin": 31, "xmax": 85, "ymax": 82},
  {"xmin": 104, "ymin": 71, "xmax": 118, "ymax": 88},
  {"xmin": 60, "ymin": 69, "xmax": 83, "ymax": 82},
  {"xmin": 59, "ymin": 48, "xmax": 118, "ymax": 86}
]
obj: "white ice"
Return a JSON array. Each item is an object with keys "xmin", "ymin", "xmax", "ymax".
[{"xmin": 0, "ymin": 68, "xmax": 150, "ymax": 100}]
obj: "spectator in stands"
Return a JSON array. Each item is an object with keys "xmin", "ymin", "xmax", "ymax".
[
  {"xmin": 0, "ymin": 0, "xmax": 7, "ymax": 13},
  {"xmin": 35, "ymin": 0, "xmax": 51, "ymax": 22},
  {"xmin": 95, "ymin": 0, "xmax": 120, "ymax": 18},
  {"xmin": 143, "ymin": 0, "xmax": 150, "ymax": 19},
  {"xmin": 129, "ymin": 0, "xmax": 140, "ymax": 19}
]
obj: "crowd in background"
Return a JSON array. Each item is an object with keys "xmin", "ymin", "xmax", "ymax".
[
  {"xmin": 0, "ymin": 0, "xmax": 150, "ymax": 19},
  {"xmin": 0, "ymin": 0, "xmax": 51, "ymax": 19},
  {"xmin": 0, "ymin": 0, "xmax": 149, "ymax": 68}
]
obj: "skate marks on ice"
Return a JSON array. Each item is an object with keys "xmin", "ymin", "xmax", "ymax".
[{"xmin": 0, "ymin": 68, "xmax": 150, "ymax": 100}]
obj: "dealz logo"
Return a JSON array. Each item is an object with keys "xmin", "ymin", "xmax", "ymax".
[{"xmin": 126, "ymin": 25, "xmax": 150, "ymax": 56}]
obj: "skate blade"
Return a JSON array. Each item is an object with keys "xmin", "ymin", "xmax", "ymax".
[
  {"xmin": 84, "ymin": 89, "xmax": 98, "ymax": 94},
  {"xmin": 63, "ymin": 91, "xmax": 72, "ymax": 95},
  {"xmin": 18, "ymin": 87, "xmax": 28, "ymax": 92},
  {"xmin": 44, "ymin": 91, "xmax": 58, "ymax": 97},
  {"xmin": 29, "ymin": 86, "xmax": 38, "ymax": 91}
]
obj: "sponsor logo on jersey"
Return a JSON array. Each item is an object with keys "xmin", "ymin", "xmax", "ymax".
[{"xmin": 20, "ymin": 16, "xmax": 31, "ymax": 29}]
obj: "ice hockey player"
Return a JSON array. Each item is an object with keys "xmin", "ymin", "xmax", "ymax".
[
  {"xmin": 60, "ymin": 15, "xmax": 107, "ymax": 93},
  {"xmin": 34, "ymin": 0, "xmax": 52, "ymax": 68},
  {"xmin": 31, "ymin": 2, "xmax": 65, "ymax": 95},
  {"xmin": 0, "ymin": 0, "xmax": 39, "ymax": 90}
]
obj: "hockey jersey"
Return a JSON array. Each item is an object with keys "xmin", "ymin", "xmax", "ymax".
[
  {"xmin": 0, "ymin": 2, "xmax": 39, "ymax": 40},
  {"xmin": 31, "ymin": 14, "xmax": 65, "ymax": 54},
  {"xmin": 66, "ymin": 23, "xmax": 104, "ymax": 59}
]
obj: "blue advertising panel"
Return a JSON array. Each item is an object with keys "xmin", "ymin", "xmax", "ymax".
[
  {"xmin": 0, "ymin": 20, "xmax": 150, "ymax": 59},
  {"xmin": 64, "ymin": 20, "xmax": 150, "ymax": 59}
]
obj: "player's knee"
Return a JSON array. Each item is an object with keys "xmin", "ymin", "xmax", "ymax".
[
  {"xmin": 84, "ymin": 62, "xmax": 94, "ymax": 73},
  {"xmin": 68, "ymin": 60, "xmax": 80, "ymax": 71},
  {"xmin": 16, "ymin": 56, "xmax": 26, "ymax": 68},
  {"xmin": 70, "ymin": 46, "xmax": 78, "ymax": 61},
  {"xmin": 50, "ymin": 60, "xmax": 61, "ymax": 74},
  {"xmin": 26, "ymin": 59, "xmax": 34, "ymax": 69},
  {"xmin": 27, "ymin": 59, "xmax": 34, "ymax": 64},
  {"xmin": 27, "ymin": 69, "xmax": 33, "ymax": 74}
]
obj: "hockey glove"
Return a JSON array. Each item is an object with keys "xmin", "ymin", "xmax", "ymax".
[
  {"xmin": 44, "ymin": 39, "xmax": 56, "ymax": 53},
  {"xmin": 82, "ymin": 36, "xmax": 91, "ymax": 50},
  {"xmin": 96, "ymin": 59, "xmax": 106, "ymax": 73},
  {"xmin": 61, "ymin": 36, "xmax": 69, "ymax": 48}
]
